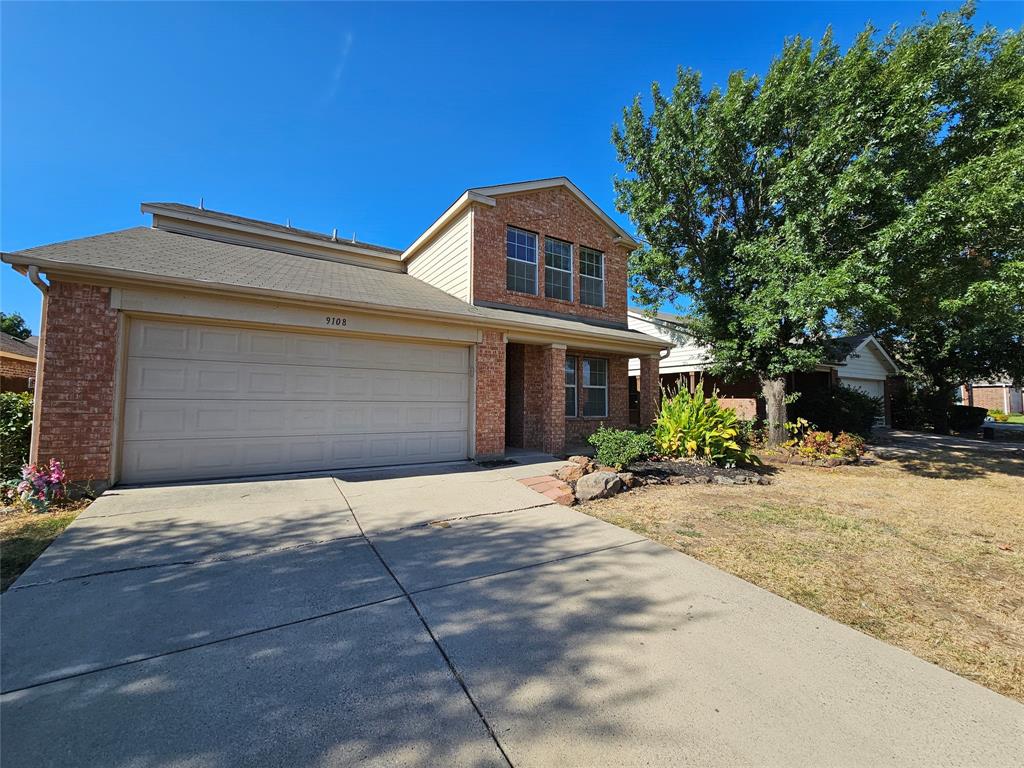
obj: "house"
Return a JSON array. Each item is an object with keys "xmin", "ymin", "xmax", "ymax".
[
  {"xmin": 960, "ymin": 380, "xmax": 1023, "ymax": 414},
  {"xmin": 626, "ymin": 312, "xmax": 898, "ymax": 424},
  {"xmin": 1, "ymin": 178, "xmax": 669, "ymax": 487},
  {"xmin": 0, "ymin": 332, "xmax": 37, "ymax": 393}
]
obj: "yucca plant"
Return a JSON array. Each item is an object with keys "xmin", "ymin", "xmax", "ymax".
[{"xmin": 653, "ymin": 387, "xmax": 760, "ymax": 467}]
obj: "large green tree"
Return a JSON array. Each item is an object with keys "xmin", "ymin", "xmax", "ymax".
[
  {"xmin": 0, "ymin": 312, "xmax": 32, "ymax": 341},
  {"xmin": 614, "ymin": 4, "xmax": 1023, "ymax": 441},
  {"xmin": 843, "ymin": 9, "xmax": 1024, "ymax": 428}
]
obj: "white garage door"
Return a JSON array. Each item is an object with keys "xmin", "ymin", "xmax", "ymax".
[{"xmin": 120, "ymin": 318, "xmax": 470, "ymax": 484}]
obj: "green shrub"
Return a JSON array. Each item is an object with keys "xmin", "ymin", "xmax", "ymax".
[
  {"xmin": 653, "ymin": 387, "xmax": 760, "ymax": 467},
  {"xmin": 988, "ymin": 409, "xmax": 1010, "ymax": 423},
  {"xmin": 791, "ymin": 385, "xmax": 881, "ymax": 437},
  {"xmin": 735, "ymin": 418, "xmax": 765, "ymax": 448},
  {"xmin": 587, "ymin": 427, "xmax": 656, "ymax": 470},
  {"xmin": 890, "ymin": 384, "xmax": 931, "ymax": 430},
  {"xmin": 0, "ymin": 392, "xmax": 32, "ymax": 479},
  {"xmin": 948, "ymin": 404, "xmax": 988, "ymax": 432},
  {"xmin": 794, "ymin": 429, "xmax": 865, "ymax": 460}
]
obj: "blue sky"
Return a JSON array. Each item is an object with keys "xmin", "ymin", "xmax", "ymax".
[{"xmin": 2, "ymin": 1, "xmax": 1019, "ymax": 331}]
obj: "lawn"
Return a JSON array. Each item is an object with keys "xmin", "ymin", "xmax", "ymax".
[
  {"xmin": 1, "ymin": 503, "xmax": 87, "ymax": 591},
  {"xmin": 1005, "ymin": 414, "xmax": 1024, "ymax": 424},
  {"xmin": 579, "ymin": 442, "xmax": 1024, "ymax": 702}
]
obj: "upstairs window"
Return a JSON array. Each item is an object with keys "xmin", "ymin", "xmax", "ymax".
[
  {"xmin": 580, "ymin": 247, "xmax": 604, "ymax": 307},
  {"xmin": 506, "ymin": 227, "xmax": 538, "ymax": 294},
  {"xmin": 581, "ymin": 357, "xmax": 608, "ymax": 417},
  {"xmin": 564, "ymin": 357, "xmax": 577, "ymax": 417},
  {"xmin": 544, "ymin": 238, "xmax": 573, "ymax": 301}
]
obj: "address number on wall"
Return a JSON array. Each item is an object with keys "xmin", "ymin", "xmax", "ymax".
[{"xmin": 324, "ymin": 316, "xmax": 348, "ymax": 327}]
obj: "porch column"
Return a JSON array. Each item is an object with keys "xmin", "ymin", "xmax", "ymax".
[
  {"xmin": 474, "ymin": 330, "xmax": 506, "ymax": 459},
  {"xmin": 540, "ymin": 344, "xmax": 566, "ymax": 456},
  {"xmin": 639, "ymin": 355, "xmax": 661, "ymax": 427}
]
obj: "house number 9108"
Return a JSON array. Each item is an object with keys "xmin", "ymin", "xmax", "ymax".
[{"xmin": 325, "ymin": 316, "xmax": 347, "ymax": 327}]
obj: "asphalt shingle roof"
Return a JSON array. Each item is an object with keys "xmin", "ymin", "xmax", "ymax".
[
  {"xmin": 0, "ymin": 331, "xmax": 37, "ymax": 358},
  {"xmin": 3, "ymin": 227, "xmax": 668, "ymax": 351},
  {"xmin": 144, "ymin": 203, "xmax": 403, "ymax": 256}
]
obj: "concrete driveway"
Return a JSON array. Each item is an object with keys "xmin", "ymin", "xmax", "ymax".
[{"xmin": 2, "ymin": 457, "xmax": 1020, "ymax": 767}]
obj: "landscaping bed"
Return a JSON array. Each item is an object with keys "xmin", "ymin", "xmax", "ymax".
[{"xmin": 628, "ymin": 460, "xmax": 769, "ymax": 485}]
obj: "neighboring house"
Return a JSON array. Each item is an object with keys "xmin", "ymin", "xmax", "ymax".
[
  {"xmin": 627, "ymin": 312, "xmax": 898, "ymax": 424},
  {"xmin": 0, "ymin": 332, "xmax": 37, "ymax": 393},
  {"xmin": 960, "ymin": 380, "xmax": 1023, "ymax": 414},
  {"xmin": 2, "ymin": 178, "xmax": 669, "ymax": 487}
]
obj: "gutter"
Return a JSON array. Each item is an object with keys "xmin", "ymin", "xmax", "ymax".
[
  {"xmin": 25, "ymin": 265, "xmax": 49, "ymax": 463},
  {"xmin": 2, "ymin": 254, "xmax": 671, "ymax": 356}
]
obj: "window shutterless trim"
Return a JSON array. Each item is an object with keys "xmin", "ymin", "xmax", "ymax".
[
  {"xmin": 506, "ymin": 226, "xmax": 539, "ymax": 295},
  {"xmin": 579, "ymin": 246, "xmax": 605, "ymax": 308},
  {"xmin": 544, "ymin": 237, "xmax": 573, "ymax": 302},
  {"xmin": 564, "ymin": 356, "xmax": 578, "ymax": 417},
  {"xmin": 581, "ymin": 356, "xmax": 608, "ymax": 418}
]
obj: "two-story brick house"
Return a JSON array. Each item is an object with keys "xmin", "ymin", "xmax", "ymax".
[{"xmin": 2, "ymin": 178, "xmax": 668, "ymax": 487}]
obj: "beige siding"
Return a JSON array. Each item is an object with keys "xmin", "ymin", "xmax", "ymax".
[
  {"xmin": 839, "ymin": 342, "xmax": 890, "ymax": 381},
  {"xmin": 627, "ymin": 314, "xmax": 711, "ymax": 375},
  {"xmin": 407, "ymin": 210, "xmax": 472, "ymax": 301}
]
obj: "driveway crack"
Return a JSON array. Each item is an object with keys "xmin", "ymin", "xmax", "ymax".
[{"xmin": 332, "ymin": 478, "xmax": 515, "ymax": 768}]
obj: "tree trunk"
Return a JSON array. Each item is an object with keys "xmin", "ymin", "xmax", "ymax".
[{"xmin": 761, "ymin": 376, "xmax": 788, "ymax": 447}]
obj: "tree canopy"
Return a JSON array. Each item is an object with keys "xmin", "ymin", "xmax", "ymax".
[
  {"xmin": 614, "ymin": 3, "xmax": 1023, "ymax": 437},
  {"xmin": 0, "ymin": 312, "xmax": 32, "ymax": 341}
]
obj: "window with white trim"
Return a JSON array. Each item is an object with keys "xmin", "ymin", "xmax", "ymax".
[
  {"xmin": 581, "ymin": 357, "xmax": 608, "ymax": 417},
  {"xmin": 579, "ymin": 247, "xmax": 604, "ymax": 307},
  {"xmin": 545, "ymin": 237, "xmax": 573, "ymax": 301},
  {"xmin": 506, "ymin": 226, "xmax": 538, "ymax": 294},
  {"xmin": 564, "ymin": 357, "xmax": 577, "ymax": 417}
]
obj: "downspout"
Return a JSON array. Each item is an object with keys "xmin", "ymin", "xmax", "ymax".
[{"xmin": 27, "ymin": 266, "xmax": 49, "ymax": 462}]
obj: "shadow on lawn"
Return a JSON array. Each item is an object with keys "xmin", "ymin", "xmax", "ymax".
[
  {"xmin": 872, "ymin": 438, "xmax": 1024, "ymax": 480},
  {"xmin": 0, "ymin": 478, "xmax": 690, "ymax": 767}
]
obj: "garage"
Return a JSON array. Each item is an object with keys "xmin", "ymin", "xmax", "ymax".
[{"xmin": 120, "ymin": 318, "xmax": 470, "ymax": 484}]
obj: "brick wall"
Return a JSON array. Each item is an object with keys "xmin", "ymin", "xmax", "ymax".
[
  {"xmin": 474, "ymin": 330, "xmax": 506, "ymax": 458},
  {"xmin": 505, "ymin": 343, "xmax": 526, "ymax": 448},
  {"xmin": 1, "ymin": 356, "xmax": 36, "ymax": 393},
  {"xmin": 34, "ymin": 281, "xmax": 119, "ymax": 486},
  {"xmin": 471, "ymin": 187, "xmax": 630, "ymax": 326},
  {"xmin": 639, "ymin": 356, "xmax": 660, "ymax": 427},
  {"xmin": 565, "ymin": 350, "xmax": 629, "ymax": 447},
  {"xmin": 968, "ymin": 385, "xmax": 1023, "ymax": 413}
]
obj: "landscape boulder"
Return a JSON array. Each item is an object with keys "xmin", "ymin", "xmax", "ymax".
[
  {"xmin": 617, "ymin": 471, "xmax": 641, "ymax": 489},
  {"xmin": 575, "ymin": 471, "xmax": 623, "ymax": 502},
  {"xmin": 555, "ymin": 463, "xmax": 587, "ymax": 483}
]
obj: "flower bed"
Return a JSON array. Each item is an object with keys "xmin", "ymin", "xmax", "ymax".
[{"xmin": 628, "ymin": 460, "xmax": 769, "ymax": 486}]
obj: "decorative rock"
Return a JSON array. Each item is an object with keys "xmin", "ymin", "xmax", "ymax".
[
  {"xmin": 555, "ymin": 463, "xmax": 587, "ymax": 483},
  {"xmin": 617, "ymin": 472, "xmax": 641, "ymax": 489},
  {"xmin": 568, "ymin": 455, "xmax": 593, "ymax": 468},
  {"xmin": 575, "ymin": 471, "xmax": 623, "ymax": 502}
]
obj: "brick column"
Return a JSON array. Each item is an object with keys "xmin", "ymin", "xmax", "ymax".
[
  {"xmin": 639, "ymin": 354, "xmax": 661, "ymax": 427},
  {"xmin": 540, "ymin": 344, "xmax": 566, "ymax": 456},
  {"xmin": 474, "ymin": 330, "xmax": 506, "ymax": 459},
  {"xmin": 34, "ymin": 281, "xmax": 119, "ymax": 488}
]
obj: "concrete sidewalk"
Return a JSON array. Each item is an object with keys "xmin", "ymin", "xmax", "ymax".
[{"xmin": 2, "ymin": 460, "xmax": 1021, "ymax": 767}]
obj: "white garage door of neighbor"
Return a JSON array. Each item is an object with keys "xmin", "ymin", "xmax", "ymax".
[
  {"xmin": 840, "ymin": 377, "xmax": 884, "ymax": 400},
  {"xmin": 121, "ymin": 318, "xmax": 470, "ymax": 484}
]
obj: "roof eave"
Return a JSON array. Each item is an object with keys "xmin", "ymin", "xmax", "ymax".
[
  {"xmin": 401, "ymin": 191, "xmax": 496, "ymax": 262},
  {"xmin": 2, "ymin": 253, "xmax": 669, "ymax": 356}
]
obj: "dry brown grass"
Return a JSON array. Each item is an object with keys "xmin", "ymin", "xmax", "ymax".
[
  {"xmin": 1, "ymin": 502, "xmax": 88, "ymax": 591},
  {"xmin": 580, "ymin": 445, "xmax": 1024, "ymax": 702}
]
